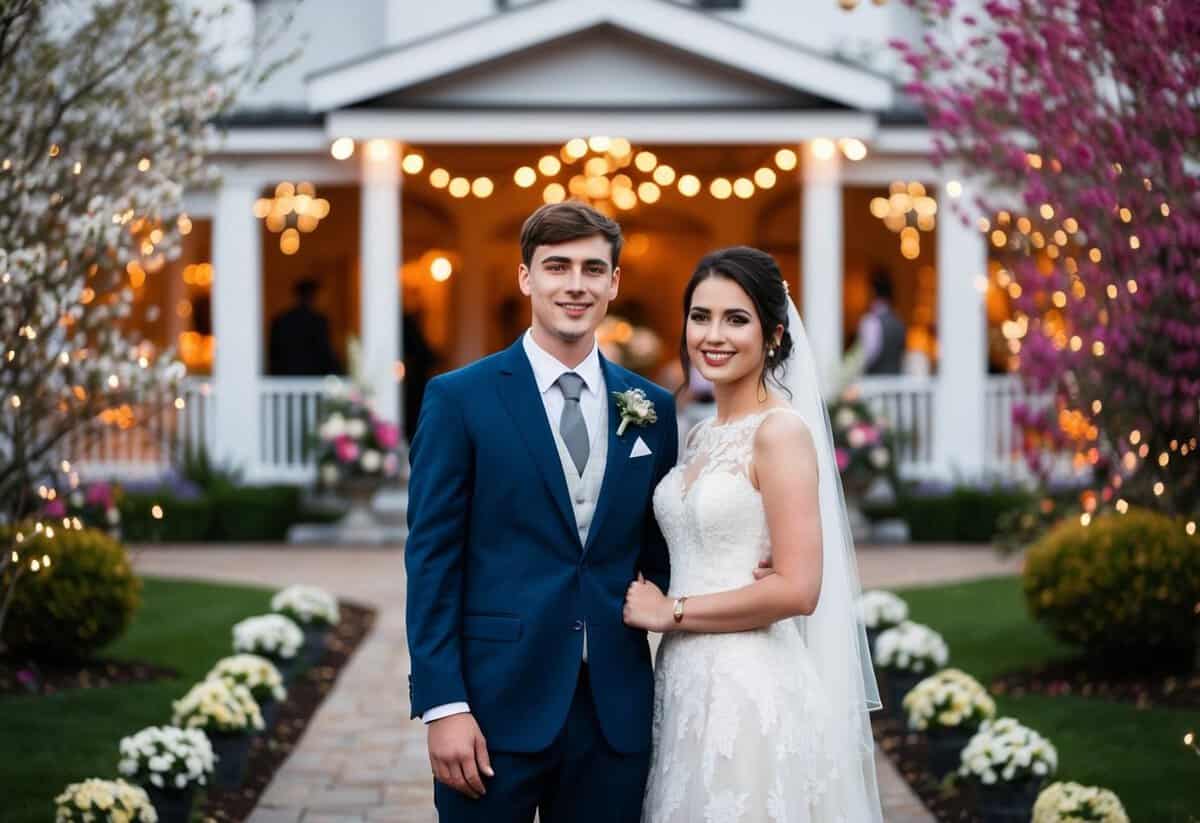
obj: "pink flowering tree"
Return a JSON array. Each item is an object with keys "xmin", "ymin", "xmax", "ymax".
[{"xmin": 891, "ymin": 0, "xmax": 1200, "ymax": 519}]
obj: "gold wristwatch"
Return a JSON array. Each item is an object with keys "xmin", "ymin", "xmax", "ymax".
[{"xmin": 672, "ymin": 596, "xmax": 688, "ymax": 624}]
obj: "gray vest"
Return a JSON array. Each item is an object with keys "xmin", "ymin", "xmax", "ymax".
[
  {"xmin": 865, "ymin": 306, "xmax": 906, "ymax": 375},
  {"xmin": 549, "ymin": 396, "xmax": 609, "ymax": 548}
]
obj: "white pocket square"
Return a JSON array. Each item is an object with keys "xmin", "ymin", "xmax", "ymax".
[{"xmin": 629, "ymin": 436, "xmax": 653, "ymax": 459}]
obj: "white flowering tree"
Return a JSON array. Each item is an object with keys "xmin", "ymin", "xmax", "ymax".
[{"xmin": 0, "ymin": 0, "xmax": 293, "ymax": 634}]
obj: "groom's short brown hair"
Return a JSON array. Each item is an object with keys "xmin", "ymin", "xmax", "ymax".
[{"xmin": 520, "ymin": 201, "xmax": 623, "ymax": 268}]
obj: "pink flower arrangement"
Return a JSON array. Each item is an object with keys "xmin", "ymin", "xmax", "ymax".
[
  {"xmin": 312, "ymin": 387, "xmax": 405, "ymax": 486},
  {"xmin": 334, "ymin": 436, "xmax": 359, "ymax": 464},
  {"xmin": 374, "ymin": 421, "xmax": 400, "ymax": 450}
]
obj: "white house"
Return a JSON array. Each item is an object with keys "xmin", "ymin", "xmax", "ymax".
[{"xmin": 81, "ymin": 0, "xmax": 1038, "ymax": 485}]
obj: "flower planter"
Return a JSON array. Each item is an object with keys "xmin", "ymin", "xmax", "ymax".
[
  {"xmin": 143, "ymin": 784, "xmax": 196, "ymax": 823},
  {"xmin": 257, "ymin": 697, "xmax": 280, "ymax": 733},
  {"xmin": 208, "ymin": 730, "xmax": 253, "ymax": 789},
  {"xmin": 266, "ymin": 652, "xmax": 302, "ymax": 683},
  {"xmin": 925, "ymin": 725, "xmax": 974, "ymax": 777},
  {"xmin": 302, "ymin": 625, "xmax": 329, "ymax": 666},
  {"xmin": 976, "ymin": 778, "xmax": 1044, "ymax": 823},
  {"xmin": 886, "ymin": 670, "xmax": 924, "ymax": 723},
  {"xmin": 337, "ymin": 476, "xmax": 383, "ymax": 530}
]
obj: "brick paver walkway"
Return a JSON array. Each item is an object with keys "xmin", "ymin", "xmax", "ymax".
[{"xmin": 131, "ymin": 544, "xmax": 1021, "ymax": 823}]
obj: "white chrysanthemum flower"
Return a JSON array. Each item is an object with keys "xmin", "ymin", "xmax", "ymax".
[
  {"xmin": 271, "ymin": 584, "xmax": 340, "ymax": 627},
  {"xmin": 874, "ymin": 621, "xmax": 949, "ymax": 674},
  {"xmin": 116, "ymin": 726, "xmax": 216, "ymax": 791},
  {"xmin": 958, "ymin": 717, "xmax": 1057, "ymax": 786},
  {"xmin": 54, "ymin": 779, "xmax": 157, "ymax": 822},
  {"xmin": 1033, "ymin": 781, "xmax": 1129, "ymax": 823},
  {"xmin": 858, "ymin": 590, "xmax": 908, "ymax": 630},
  {"xmin": 207, "ymin": 653, "xmax": 287, "ymax": 702},
  {"xmin": 232, "ymin": 614, "xmax": 304, "ymax": 659},
  {"xmin": 171, "ymin": 679, "xmax": 263, "ymax": 734},
  {"xmin": 902, "ymin": 668, "xmax": 995, "ymax": 732}
]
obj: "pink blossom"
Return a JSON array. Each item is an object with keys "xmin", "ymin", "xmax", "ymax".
[
  {"xmin": 44, "ymin": 498, "xmax": 66, "ymax": 517},
  {"xmin": 835, "ymin": 448, "xmax": 850, "ymax": 472},
  {"xmin": 334, "ymin": 436, "xmax": 359, "ymax": 464},
  {"xmin": 85, "ymin": 482, "xmax": 112, "ymax": 508},
  {"xmin": 374, "ymin": 421, "xmax": 400, "ymax": 450}
]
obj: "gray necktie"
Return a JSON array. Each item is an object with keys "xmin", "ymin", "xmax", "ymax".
[{"xmin": 557, "ymin": 372, "xmax": 589, "ymax": 476}]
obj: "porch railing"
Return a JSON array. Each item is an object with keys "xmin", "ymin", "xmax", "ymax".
[
  {"xmin": 855, "ymin": 375, "xmax": 937, "ymax": 479},
  {"xmin": 68, "ymin": 373, "xmax": 1052, "ymax": 485},
  {"xmin": 257, "ymin": 377, "xmax": 328, "ymax": 483}
]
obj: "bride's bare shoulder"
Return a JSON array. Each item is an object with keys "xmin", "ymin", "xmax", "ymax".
[{"xmin": 753, "ymin": 407, "xmax": 815, "ymax": 455}]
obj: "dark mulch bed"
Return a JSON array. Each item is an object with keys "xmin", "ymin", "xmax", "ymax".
[
  {"xmin": 874, "ymin": 659, "xmax": 1200, "ymax": 822},
  {"xmin": 198, "ymin": 600, "xmax": 376, "ymax": 822},
  {"xmin": 0, "ymin": 657, "xmax": 178, "ymax": 696},
  {"xmin": 873, "ymin": 710, "xmax": 982, "ymax": 823},
  {"xmin": 989, "ymin": 657, "xmax": 1200, "ymax": 710}
]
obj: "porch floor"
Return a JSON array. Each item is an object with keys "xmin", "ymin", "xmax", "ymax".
[{"xmin": 130, "ymin": 545, "xmax": 1021, "ymax": 822}]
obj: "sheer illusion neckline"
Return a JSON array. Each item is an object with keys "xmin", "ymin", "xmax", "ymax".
[
  {"xmin": 707, "ymin": 404, "xmax": 792, "ymax": 430},
  {"xmin": 678, "ymin": 406, "xmax": 800, "ymax": 500}
]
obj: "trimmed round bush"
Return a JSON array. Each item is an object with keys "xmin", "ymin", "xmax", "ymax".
[
  {"xmin": 1, "ymin": 526, "xmax": 141, "ymax": 660},
  {"xmin": 1023, "ymin": 508, "xmax": 1200, "ymax": 661}
]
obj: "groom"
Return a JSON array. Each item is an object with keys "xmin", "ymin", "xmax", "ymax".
[{"xmin": 405, "ymin": 201, "xmax": 677, "ymax": 822}]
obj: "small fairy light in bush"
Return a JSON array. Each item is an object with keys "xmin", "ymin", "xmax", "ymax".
[
  {"xmin": 1186, "ymin": 521, "xmax": 1196, "ymax": 537},
  {"xmin": 1185, "ymin": 730, "xmax": 1198, "ymax": 756},
  {"xmin": 1079, "ymin": 512, "xmax": 1091, "ymax": 527},
  {"xmin": 151, "ymin": 504, "xmax": 163, "ymax": 520}
]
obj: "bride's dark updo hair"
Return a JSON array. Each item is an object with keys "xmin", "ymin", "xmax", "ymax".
[{"xmin": 679, "ymin": 246, "xmax": 794, "ymax": 394}]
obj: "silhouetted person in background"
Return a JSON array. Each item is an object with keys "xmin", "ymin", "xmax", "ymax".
[
  {"xmin": 268, "ymin": 278, "xmax": 342, "ymax": 376},
  {"xmin": 402, "ymin": 306, "xmax": 438, "ymax": 438},
  {"xmin": 858, "ymin": 268, "xmax": 907, "ymax": 375}
]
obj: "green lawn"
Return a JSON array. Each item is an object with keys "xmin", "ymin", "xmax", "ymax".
[
  {"xmin": 897, "ymin": 576, "xmax": 1200, "ymax": 822},
  {"xmin": 0, "ymin": 576, "xmax": 276, "ymax": 823}
]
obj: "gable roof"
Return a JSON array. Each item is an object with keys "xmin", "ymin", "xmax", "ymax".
[{"xmin": 306, "ymin": 0, "xmax": 894, "ymax": 113}]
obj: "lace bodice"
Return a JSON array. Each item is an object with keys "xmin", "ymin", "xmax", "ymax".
[
  {"xmin": 653, "ymin": 408, "xmax": 798, "ymax": 598},
  {"xmin": 643, "ymin": 407, "xmax": 870, "ymax": 823}
]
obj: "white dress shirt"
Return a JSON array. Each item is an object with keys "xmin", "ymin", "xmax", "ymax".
[{"xmin": 422, "ymin": 330, "xmax": 605, "ymax": 725}]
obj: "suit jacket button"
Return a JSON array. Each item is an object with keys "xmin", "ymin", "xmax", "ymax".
[{"xmin": 572, "ymin": 620, "xmax": 584, "ymax": 631}]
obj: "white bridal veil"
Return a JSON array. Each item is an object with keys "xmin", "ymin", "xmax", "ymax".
[{"xmin": 781, "ymin": 294, "xmax": 884, "ymax": 820}]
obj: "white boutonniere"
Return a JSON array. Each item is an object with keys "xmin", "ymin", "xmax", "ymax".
[{"xmin": 613, "ymin": 388, "xmax": 657, "ymax": 436}]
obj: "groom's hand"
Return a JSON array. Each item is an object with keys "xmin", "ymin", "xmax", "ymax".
[{"xmin": 428, "ymin": 713, "xmax": 494, "ymax": 799}]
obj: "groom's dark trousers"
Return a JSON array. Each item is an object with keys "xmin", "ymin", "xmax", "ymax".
[{"xmin": 405, "ymin": 339, "xmax": 677, "ymax": 823}]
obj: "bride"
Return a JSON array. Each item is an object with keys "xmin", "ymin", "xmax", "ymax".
[{"xmin": 623, "ymin": 246, "xmax": 884, "ymax": 822}]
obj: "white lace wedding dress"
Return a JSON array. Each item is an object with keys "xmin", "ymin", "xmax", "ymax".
[{"xmin": 642, "ymin": 408, "xmax": 866, "ymax": 823}]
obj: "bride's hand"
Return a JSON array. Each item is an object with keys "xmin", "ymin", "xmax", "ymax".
[{"xmin": 623, "ymin": 573, "xmax": 672, "ymax": 633}]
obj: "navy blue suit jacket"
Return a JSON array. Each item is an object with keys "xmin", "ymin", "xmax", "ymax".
[{"xmin": 405, "ymin": 338, "xmax": 678, "ymax": 754}]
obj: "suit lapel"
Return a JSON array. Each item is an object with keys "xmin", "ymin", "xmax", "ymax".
[
  {"xmin": 495, "ymin": 340, "xmax": 579, "ymax": 545},
  {"xmin": 583, "ymin": 356, "xmax": 629, "ymax": 556}
]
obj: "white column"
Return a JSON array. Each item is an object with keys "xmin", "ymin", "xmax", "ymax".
[
  {"xmin": 801, "ymin": 141, "xmax": 844, "ymax": 395},
  {"xmin": 452, "ymin": 218, "xmax": 490, "ymax": 366},
  {"xmin": 933, "ymin": 178, "xmax": 988, "ymax": 478},
  {"xmin": 360, "ymin": 139, "xmax": 402, "ymax": 427},
  {"xmin": 212, "ymin": 171, "xmax": 263, "ymax": 479}
]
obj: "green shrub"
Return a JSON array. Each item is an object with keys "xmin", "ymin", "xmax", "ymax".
[
  {"xmin": 1023, "ymin": 508, "xmax": 1200, "ymax": 663},
  {"xmin": 867, "ymin": 485, "xmax": 1034, "ymax": 542},
  {"xmin": 119, "ymin": 493, "xmax": 214, "ymax": 542},
  {"xmin": 209, "ymin": 485, "xmax": 302, "ymax": 541},
  {"xmin": 1, "ymin": 527, "xmax": 141, "ymax": 660}
]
